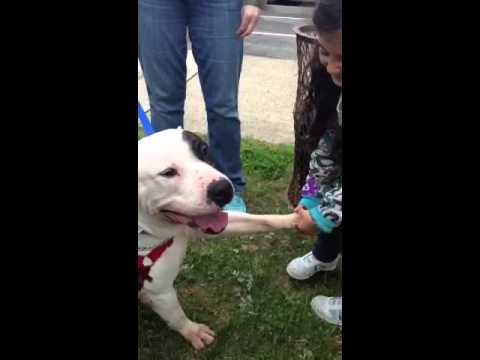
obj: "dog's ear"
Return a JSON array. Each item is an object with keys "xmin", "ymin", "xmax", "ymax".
[{"xmin": 182, "ymin": 130, "xmax": 213, "ymax": 164}]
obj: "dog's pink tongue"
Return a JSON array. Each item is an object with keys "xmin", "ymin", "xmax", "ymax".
[{"xmin": 193, "ymin": 211, "xmax": 228, "ymax": 234}]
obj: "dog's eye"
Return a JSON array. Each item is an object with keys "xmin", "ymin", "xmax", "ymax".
[
  {"xmin": 200, "ymin": 144, "xmax": 208, "ymax": 156},
  {"xmin": 158, "ymin": 168, "xmax": 178, "ymax": 178}
]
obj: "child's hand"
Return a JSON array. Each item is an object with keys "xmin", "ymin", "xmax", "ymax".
[{"xmin": 294, "ymin": 206, "xmax": 318, "ymax": 235}]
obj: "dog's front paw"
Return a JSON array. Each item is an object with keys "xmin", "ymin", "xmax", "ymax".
[{"xmin": 179, "ymin": 321, "xmax": 215, "ymax": 350}]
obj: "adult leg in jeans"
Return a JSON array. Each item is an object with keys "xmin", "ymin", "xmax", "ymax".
[
  {"xmin": 312, "ymin": 228, "xmax": 342, "ymax": 263},
  {"xmin": 138, "ymin": 0, "xmax": 188, "ymax": 132},
  {"xmin": 187, "ymin": 0, "xmax": 246, "ymax": 194}
]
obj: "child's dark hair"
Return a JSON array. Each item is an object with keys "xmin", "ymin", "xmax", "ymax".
[{"xmin": 313, "ymin": 0, "xmax": 342, "ymax": 34}]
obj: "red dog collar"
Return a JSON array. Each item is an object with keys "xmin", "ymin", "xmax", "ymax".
[{"xmin": 138, "ymin": 238, "xmax": 174, "ymax": 289}]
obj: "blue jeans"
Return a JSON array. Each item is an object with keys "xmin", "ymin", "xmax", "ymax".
[{"xmin": 138, "ymin": 0, "xmax": 246, "ymax": 193}]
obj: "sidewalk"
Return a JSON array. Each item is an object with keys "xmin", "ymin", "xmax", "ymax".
[{"xmin": 138, "ymin": 51, "xmax": 297, "ymax": 144}]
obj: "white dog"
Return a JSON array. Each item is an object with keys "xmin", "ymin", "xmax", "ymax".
[{"xmin": 138, "ymin": 128, "xmax": 298, "ymax": 350}]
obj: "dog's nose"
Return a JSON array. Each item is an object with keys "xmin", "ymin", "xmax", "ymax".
[{"xmin": 207, "ymin": 178, "xmax": 234, "ymax": 208}]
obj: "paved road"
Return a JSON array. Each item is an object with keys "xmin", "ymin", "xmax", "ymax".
[{"xmin": 245, "ymin": 5, "xmax": 312, "ymax": 60}]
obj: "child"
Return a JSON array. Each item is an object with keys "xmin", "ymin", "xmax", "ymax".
[{"xmin": 287, "ymin": 0, "xmax": 342, "ymax": 326}]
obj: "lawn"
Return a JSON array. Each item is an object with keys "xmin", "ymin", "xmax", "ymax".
[{"xmin": 138, "ymin": 126, "xmax": 342, "ymax": 360}]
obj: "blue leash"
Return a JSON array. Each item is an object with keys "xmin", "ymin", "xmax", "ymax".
[{"xmin": 138, "ymin": 102, "xmax": 154, "ymax": 136}]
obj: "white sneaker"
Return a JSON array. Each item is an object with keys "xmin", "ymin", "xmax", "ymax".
[
  {"xmin": 286, "ymin": 251, "xmax": 339, "ymax": 280},
  {"xmin": 311, "ymin": 296, "xmax": 342, "ymax": 326}
]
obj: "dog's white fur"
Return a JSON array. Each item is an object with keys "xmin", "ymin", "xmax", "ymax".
[{"xmin": 138, "ymin": 128, "xmax": 297, "ymax": 350}]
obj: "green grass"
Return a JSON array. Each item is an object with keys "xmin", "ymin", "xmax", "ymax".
[{"xmin": 138, "ymin": 126, "xmax": 342, "ymax": 360}]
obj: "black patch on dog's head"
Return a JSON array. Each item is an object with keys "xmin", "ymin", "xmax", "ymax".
[{"xmin": 182, "ymin": 130, "xmax": 213, "ymax": 164}]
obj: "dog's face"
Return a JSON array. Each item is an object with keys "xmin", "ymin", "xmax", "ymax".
[{"xmin": 138, "ymin": 128, "xmax": 234, "ymax": 234}]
